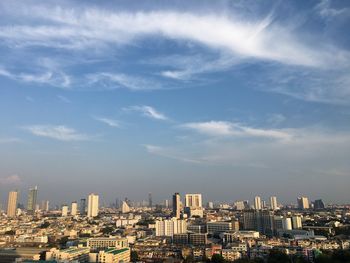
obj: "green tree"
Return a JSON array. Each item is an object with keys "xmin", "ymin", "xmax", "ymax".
[
  {"xmin": 131, "ymin": 250, "xmax": 139, "ymax": 262},
  {"xmin": 267, "ymin": 249, "xmax": 289, "ymax": 263}
]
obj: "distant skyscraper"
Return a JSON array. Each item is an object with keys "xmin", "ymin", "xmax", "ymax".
[
  {"xmin": 172, "ymin": 193, "xmax": 181, "ymax": 218},
  {"xmin": 71, "ymin": 201, "xmax": 78, "ymax": 216},
  {"xmin": 314, "ymin": 199, "xmax": 325, "ymax": 210},
  {"xmin": 297, "ymin": 197, "xmax": 309, "ymax": 210},
  {"xmin": 148, "ymin": 192, "xmax": 152, "ymax": 208},
  {"xmin": 254, "ymin": 196, "xmax": 262, "ymax": 210},
  {"xmin": 80, "ymin": 198, "xmax": 86, "ymax": 215},
  {"xmin": 292, "ymin": 216, "xmax": 302, "ymax": 229},
  {"xmin": 7, "ymin": 190, "xmax": 18, "ymax": 217},
  {"xmin": 185, "ymin": 194, "xmax": 202, "ymax": 208},
  {"xmin": 27, "ymin": 186, "xmax": 38, "ymax": 213},
  {"xmin": 61, "ymin": 205, "xmax": 69, "ymax": 217},
  {"xmin": 88, "ymin": 194, "xmax": 99, "ymax": 218},
  {"xmin": 121, "ymin": 201, "xmax": 130, "ymax": 213},
  {"xmin": 164, "ymin": 199, "xmax": 169, "ymax": 208},
  {"xmin": 41, "ymin": 200, "xmax": 49, "ymax": 211},
  {"xmin": 270, "ymin": 196, "xmax": 278, "ymax": 210}
]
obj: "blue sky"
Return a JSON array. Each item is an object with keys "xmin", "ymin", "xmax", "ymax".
[{"xmin": 0, "ymin": 0, "xmax": 350, "ymax": 206}]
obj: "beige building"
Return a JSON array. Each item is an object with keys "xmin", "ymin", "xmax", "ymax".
[
  {"xmin": 98, "ymin": 247, "xmax": 130, "ymax": 263},
  {"xmin": 87, "ymin": 237, "xmax": 128, "ymax": 250},
  {"xmin": 71, "ymin": 201, "xmax": 78, "ymax": 216},
  {"xmin": 46, "ymin": 247, "xmax": 90, "ymax": 262},
  {"xmin": 88, "ymin": 193, "xmax": 99, "ymax": 218},
  {"xmin": 7, "ymin": 190, "xmax": 18, "ymax": 217}
]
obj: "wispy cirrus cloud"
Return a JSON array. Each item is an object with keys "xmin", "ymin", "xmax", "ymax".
[
  {"xmin": 93, "ymin": 116, "xmax": 120, "ymax": 128},
  {"xmin": 143, "ymin": 144, "xmax": 202, "ymax": 164},
  {"xmin": 24, "ymin": 125, "xmax": 91, "ymax": 141},
  {"xmin": 180, "ymin": 121, "xmax": 292, "ymax": 140},
  {"xmin": 86, "ymin": 72, "xmax": 163, "ymax": 91},
  {"xmin": 0, "ymin": 66, "xmax": 71, "ymax": 88},
  {"xmin": 123, "ymin": 105, "xmax": 168, "ymax": 121}
]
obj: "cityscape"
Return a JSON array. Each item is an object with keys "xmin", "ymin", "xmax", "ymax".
[{"xmin": 1, "ymin": 0, "xmax": 350, "ymax": 262}]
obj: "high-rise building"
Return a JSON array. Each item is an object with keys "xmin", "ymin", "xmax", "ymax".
[
  {"xmin": 148, "ymin": 192, "xmax": 152, "ymax": 208},
  {"xmin": 292, "ymin": 216, "xmax": 302, "ymax": 229},
  {"xmin": 80, "ymin": 199, "xmax": 86, "ymax": 215},
  {"xmin": 71, "ymin": 201, "xmax": 78, "ymax": 216},
  {"xmin": 185, "ymin": 194, "xmax": 202, "ymax": 208},
  {"xmin": 41, "ymin": 200, "xmax": 49, "ymax": 211},
  {"xmin": 184, "ymin": 193, "xmax": 203, "ymax": 218},
  {"xmin": 164, "ymin": 199, "xmax": 169, "ymax": 208},
  {"xmin": 297, "ymin": 197, "xmax": 309, "ymax": 210},
  {"xmin": 243, "ymin": 210, "xmax": 274, "ymax": 235},
  {"xmin": 172, "ymin": 193, "xmax": 181, "ymax": 219},
  {"xmin": 121, "ymin": 201, "xmax": 130, "ymax": 213},
  {"xmin": 7, "ymin": 190, "xmax": 18, "ymax": 217},
  {"xmin": 270, "ymin": 196, "xmax": 278, "ymax": 210},
  {"xmin": 88, "ymin": 194, "xmax": 99, "ymax": 218},
  {"xmin": 314, "ymin": 199, "xmax": 325, "ymax": 210},
  {"xmin": 254, "ymin": 196, "xmax": 262, "ymax": 210},
  {"xmin": 155, "ymin": 218, "xmax": 187, "ymax": 236},
  {"xmin": 61, "ymin": 205, "xmax": 69, "ymax": 217},
  {"xmin": 27, "ymin": 186, "xmax": 38, "ymax": 213}
]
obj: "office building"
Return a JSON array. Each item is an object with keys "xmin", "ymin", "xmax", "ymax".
[
  {"xmin": 297, "ymin": 197, "xmax": 310, "ymax": 210},
  {"xmin": 87, "ymin": 237, "xmax": 128, "ymax": 250},
  {"xmin": 254, "ymin": 196, "xmax": 262, "ymax": 210},
  {"xmin": 172, "ymin": 192, "xmax": 181, "ymax": 218},
  {"xmin": 243, "ymin": 210, "xmax": 275, "ymax": 236},
  {"xmin": 292, "ymin": 216, "xmax": 303, "ymax": 229},
  {"xmin": 7, "ymin": 190, "xmax": 18, "ymax": 217},
  {"xmin": 314, "ymin": 199, "xmax": 325, "ymax": 210},
  {"xmin": 155, "ymin": 218, "xmax": 187, "ymax": 236},
  {"xmin": 88, "ymin": 193, "xmax": 99, "ymax": 218},
  {"xmin": 71, "ymin": 201, "xmax": 78, "ymax": 216},
  {"xmin": 98, "ymin": 248, "xmax": 130, "ymax": 263},
  {"xmin": 80, "ymin": 198, "xmax": 86, "ymax": 215},
  {"xmin": 27, "ymin": 186, "xmax": 38, "ymax": 213},
  {"xmin": 41, "ymin": 200, "xmax": 49, "ymax": 211},
  {"xmin": 148, "ymin": 192, "xmax": 152, "ymax": 208},
  {"xmin": 61, "ymin": 205, "xmax": 69, "ymax": 217},
  {"xmin": 270, "ymin": 196, "xmax": 278, "ymax": 210}
]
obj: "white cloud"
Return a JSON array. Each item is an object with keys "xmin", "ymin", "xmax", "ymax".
[
  {"xmin": 24, "ymin": 125, "xmax": 91, "ymax": 141},
  {"xmin": 0, "ymin": 174, "xmax": 22, "ymax": 185},
  {"xmin": 93, "ymin": 116, "xmax": 119, "ymax": 127},
  {"xmin": 0, "ymin": 4, "xmax": 346, "ymax": 68},
  {"xmin": 124, "ymin": 105, "xmax": 168, "ymax": 120},
  {"xmin": 86, "ymin": 72, "xmax": 162, "ymax": 91},
  {"xmin": 0, "ymin": 66, "xmax": 71, "ymax": 88},
  {"xmin": 180, "ymin": 121, "xmax": 292, "ymax": 140}
]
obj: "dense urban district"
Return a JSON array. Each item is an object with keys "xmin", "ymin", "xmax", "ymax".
[{"xmin": 1, "ymin": 188, "xmax": 350, "ymax": 263}]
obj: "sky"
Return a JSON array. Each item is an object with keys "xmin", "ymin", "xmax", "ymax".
[{"xmin": 0, "ymin": 0, "xmax": 350, "ymax": 206}]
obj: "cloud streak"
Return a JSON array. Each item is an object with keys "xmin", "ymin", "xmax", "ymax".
[
  {"xmin": 93, "ymin": 116, "xmax": 120, "ymax": 128},
  {"xmin": 124, "ymin": 105, "xmax": 168, "ymax": 121},
  {"xmin": 24, "ymin": 125, "xmax": 91, "ymax": 141},
  {"xmin": 180, "ymin": 121, "xmax": 292, "ymax": 140}
]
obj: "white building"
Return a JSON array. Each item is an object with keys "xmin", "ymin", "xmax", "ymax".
[
  {"xmin": 88, "ymin": 193, "xmax": 99, "ymax": 218},
  {"xmin": 254, "ymin": 196, "xmax": 262, "ymax": 210},
  {"xmin": 61, "ymin": 205, "xmax": 69, "ymax": 217},
  {"xmin": 71, "ymin": 201, "xmax": 78, "ymax": 216},
  {"xmin": 292, "ymin": 216, "xmax": 303, "ymax": 229},
  {"xmin": 155, "ymin": 218, "xmax": 187, "ymax": 237},
  {"xmin": 297, "ymin": 197, "xmax": 309, "ymax": 210},
  {"xmin": 270, "ymin": 196, "xmax": 278, "ymax": 210}
]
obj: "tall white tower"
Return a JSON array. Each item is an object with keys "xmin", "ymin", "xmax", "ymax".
[
  {"xmin": 88, "ymin": 193, "xmax": 99, "ymax": 218},
  {"xmin": 254, "ymin": 196, "xmax": 262, "ymax": 210},
  {"xmin": 270, "ymin": 196, "xmax": 278, "ymax": 210},
  {"xmin": 71, "ymin": 201, "xmax": 78, "ymax": 216}
]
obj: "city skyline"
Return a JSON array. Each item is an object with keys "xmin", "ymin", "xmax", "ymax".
[{"xmin": 1, "ymin": 0, "xmax": 350, "ymax": 204}]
